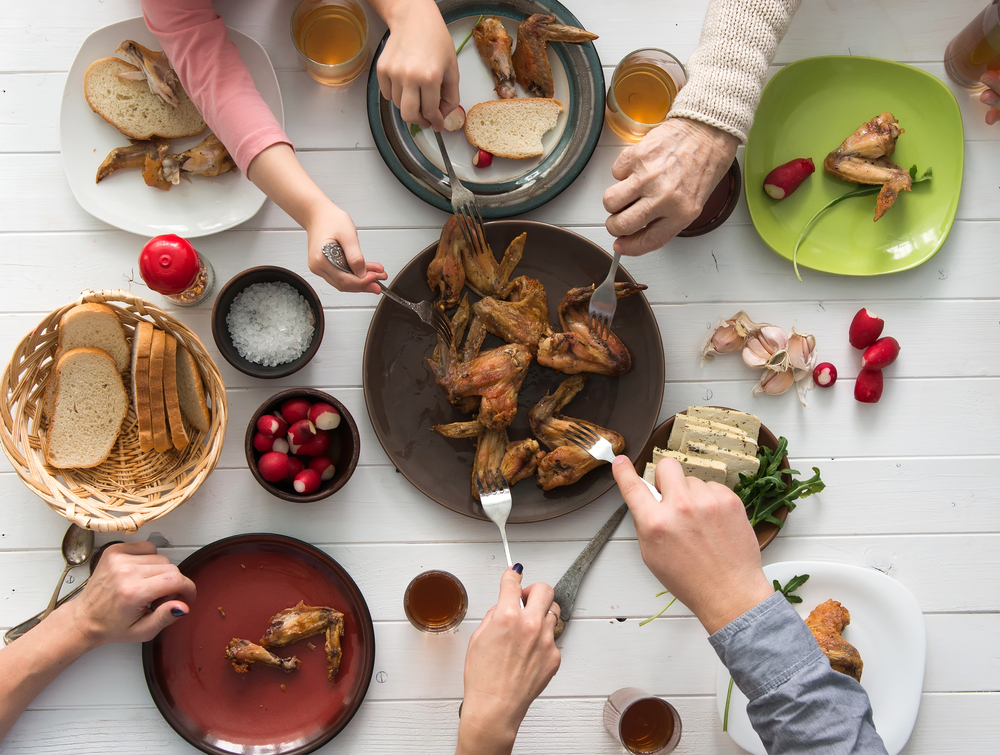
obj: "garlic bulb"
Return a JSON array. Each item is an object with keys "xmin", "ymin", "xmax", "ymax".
[{"xmin": 742, "ymin": 325, "xmax": 788, "ymax": 369}]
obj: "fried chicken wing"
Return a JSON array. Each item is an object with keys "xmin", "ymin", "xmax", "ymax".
[
  {"xmin": 529, "ymin": 374, "xmax": 625, "ymax": 489},
  {"xmin": 512, "ymin": 14, "xmax": 598, "ymax": 98},
  {"xmin": 473, "ymin": 17, "xmax": 517, "ymax": 99},
  {"xmin": 536, "ymin": 282, "xmax": 646, "ymax": 376},
  {"xmin": 427, "ymin": 216, "xmax": 467, "ymax": 310},
  {"xmin": 473, "ymin": 276, "xmax": 552, "ymax": 354},
  {"xmin": 805, "ymin": 599, "xmax": 864, "ymax": 682},
  {"xmin": 95, "ymin": 139, "xmax": 168, "ymax": 183},
  {"xmin": 824, "ymin": 113, "xmax": 912, "ymax": 221},
  {"xmin": 260, "ymin": 600, "xmax": 344, "ymax": 648},
  {"xmin": 502, "ymin": 437, "xmax": 545, "ymax": 484},
  {"xmin": 324, "ymin": 614, "xmax": 345, "ymax": 681},
  {"xmin": 225, "ymin": 638, "xmax": 300, "ymax": 674},
  {"xmin": 116, "ymin": 40, "xmax": 182, "ymax": 107},
  {"xmin": 142, "ymin": 142, "xmax": 173, "ymax": 191},
  {"xmin": 463, "ymin": 231, "xmax": 525, "ymax": 299},
  {"xmin": 434, "ymin": 420, "xmax": 545, "ymax": 498},
  {"xmin": 161, "ymin": 134, "xmax": 237, "ymax": 185}
]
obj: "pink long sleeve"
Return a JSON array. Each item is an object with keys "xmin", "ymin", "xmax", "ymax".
[{"xmin": 142, "ymin": 0, "xmax": 290, "ymax": 175}]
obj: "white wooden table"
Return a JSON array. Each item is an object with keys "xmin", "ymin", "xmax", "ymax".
[{"xmin": 1, "ymin": 1, "xmax": 998, "ymax": 752}]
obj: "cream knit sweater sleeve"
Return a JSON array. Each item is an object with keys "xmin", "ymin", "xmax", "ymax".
[{"xmin": 667, "ymin": 0, "xmax": 802, "ymax": 143}]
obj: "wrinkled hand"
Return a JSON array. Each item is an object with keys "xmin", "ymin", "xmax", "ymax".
[
  {"xmin": 456, "ymin": 568, "xmax": 562, "ymax": 755},
  {"xmin": 603, "ymin": 118, "xmax": 739, "ymax": 255},
  {"xmin": 980, "ymin": 71, "xmax": 1000, "ymax": 125},
  {"xmin": 305, "ymin": 200, "xmax": 387, "ymax": 294},
  {"xmin": 375, "ymin": 0, "xmax": 460, "ymax": 130},
  {"xmin": 63, "ymin": 541, "xmax": 197, "ymax": 647},
  {"xmin": 613, "ymin": 456, "xmax": 772, "ymax": 634}
]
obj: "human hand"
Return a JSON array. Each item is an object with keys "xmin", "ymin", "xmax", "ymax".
[
  {"xmin": 374, "ymin": 0, "xmax": 461, "ymax": 130},
  {"xmin": 603, "ymin": 118, "xmax": 740, "ymax": 255},
  {"xmin": 456, "ymin": 567, "xmax": 562, "ymax": 755},
  {"xmin": 612, "ymin": 456, "xmax": 772, "ymax": 634},
  {"xmin": 980, "ymin": 71, "xmax": 1000, "ymax": 125},
  {"xmin": 62, "ymin": 541, "xmax": 196, "ymax": 648},
  {"xmin": 305, "ymin": 200, "xmax": 387, "ymax": 294}
]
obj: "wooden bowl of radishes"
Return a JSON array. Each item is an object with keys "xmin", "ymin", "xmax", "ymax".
[{"xmin": 244, "ymin": 388, "xmax": 360, "ymax": 502}]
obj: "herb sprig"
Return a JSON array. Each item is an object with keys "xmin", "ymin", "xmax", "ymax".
[
  {"xmin": 734, "ymin": 437, "xmax": 825, "ymax": 528},
  {"xmin": 792, "ymin": 165, "xmax": 934, "ymax": 281},
  {"xmin": 409, "ymin": 15, "xmax": 483, "ymax": 137}
]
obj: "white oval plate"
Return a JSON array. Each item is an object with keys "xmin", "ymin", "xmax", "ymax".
[
  {"xmin": 60, "ymin": 17, "xmax": 284, "ymax": 238},
  {"xmin": 717, "ymin": 561, "xmax": 925, "ymax": 755}
]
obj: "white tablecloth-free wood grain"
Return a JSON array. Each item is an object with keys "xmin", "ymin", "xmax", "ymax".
[{"xmin": 1, "ymin": 1, "xmax": 997, "ymax": 753}]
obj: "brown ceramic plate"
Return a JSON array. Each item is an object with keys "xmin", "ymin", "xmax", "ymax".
[
  {"xmin": 142, "ymin": 534, "xmax": 376, "ymax": 755},
  {"xmin": 363, "ymin": 220, "xmax": 664, "ymax": 523},
  {"xmin": 634, "ymin": 409, "xmax": 790, "ymax": 550}
]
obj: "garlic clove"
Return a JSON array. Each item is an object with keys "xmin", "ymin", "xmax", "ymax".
[
  {"xmin": 753, "ymin": 367, "xmax": 795, "ymax": 396},
  {"xmin": 758, "ymin": 325, "xmax": 789, "ymax": 353},
  {"xmin": 742, "ymin": 336, "xmax": 772, "ymax": 368},
  {"xmin": 787, "ymin": 328, "xmax": 817, "ymax": 372},
  {"xmin": 701, "ymin": 319, "xmax": 747, "ymax": 364},
  {"xmin": 743, "ymin": 325, "xmax": 788, "ymax": 369}
]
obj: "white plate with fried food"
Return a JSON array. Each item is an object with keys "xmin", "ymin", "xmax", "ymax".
[
  {"xmin": 716, "ymin": 560, "xmax": 925, "ymax": 755},
  {"xmin": 61, "ymin": 17, "xmax": 283, "ymax": 238}
]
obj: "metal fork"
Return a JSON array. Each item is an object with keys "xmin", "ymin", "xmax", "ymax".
[
  {"xmin": 476, "ymin": 469, "xmax": 515, "ymax": 568},
  {"xmin": 588, "ymin": 251, "xmax": 621, "ymax": 341},
  {"xmin": 433, "ymin": 131, "xmax": 492, "ymax": 259},
  {"xmin": 322, "ymin": 242, "xmax": 452, "ymax": 342},
  {"xmin": 561, "ymin": 421, "xmax": 663, "ymax": 502}
]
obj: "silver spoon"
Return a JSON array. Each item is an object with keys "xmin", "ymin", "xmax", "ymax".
[{"xmin": 39, "ymin": 525, "xmax": 95, "ymax": 621}]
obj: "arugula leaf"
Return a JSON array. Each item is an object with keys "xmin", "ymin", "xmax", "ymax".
[
  {"xmin": 734, "ymin": 437, "xmax": 825, "ymax": 527},
  {"xmin": 792, "ymin": 164, "xmax": 933, "ymax": 281}
]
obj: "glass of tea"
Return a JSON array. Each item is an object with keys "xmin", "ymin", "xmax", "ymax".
[
  {"xmin": 603, "ymin": 687, "xmax": 682, "ymax": 754},
  {"xmin": 944, "ymin": 0, "xmax": 1000, "ymax": 88},
  {"xmin": 290, "ymin": 0, "xmax": 370, "ymax": 86},
  {"xmin": 606, "ymin": 49, "xmax": 686, "ymax": 142},
  {"xmin": 403, "ymin": 570, "xmax": 468, "ymax": 633}
]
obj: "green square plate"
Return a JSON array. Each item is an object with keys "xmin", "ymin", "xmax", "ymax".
[{"xmin": 745, "ymin": 56, "xmax": 964, "ymax": 277}]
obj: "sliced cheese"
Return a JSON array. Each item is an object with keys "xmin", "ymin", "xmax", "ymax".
[
  {"xmin": 650, "ymin": 448, "xmax": 726, "ymax": 485},
  {"xmin": 680, "ymin": 423, "xmax": 757, "ymax": 457},
  {"xmin": 643, "ymin": 462, "xmax": 657, "ymax": 485},
  {"xmin": 686, "ymin": 406, "xmax": 761, "ymax": 443},
  {"xmin": 666, "ymin": 414, "xmax": 748, "ymax": 451},
  {"xmin": 682, "ymin": 440, "xmax": 760, "ymax": 489}
]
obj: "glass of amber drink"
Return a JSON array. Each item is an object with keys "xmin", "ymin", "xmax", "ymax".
[
  {"xmin": 291, "ymin": 0, "xmax": 370, "ymax": 86},
  {"xmin": 944, "ymin": 0, "xmax": 1000, "ymax": 88},
  {"xmin": 403, "ymin": 570, "xmax": 468, "ymax": 633},
  {"xmin": 606, "ymin": 49, "xmax": 686, "ymax": 142},
  {"xmin": 603, "ymin": 687, "xmax": 682, "ymax": 754}
]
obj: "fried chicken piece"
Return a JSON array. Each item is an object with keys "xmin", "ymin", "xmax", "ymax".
[
  {"xmin": 324, "ymin": 614, "xmax": 345, "ymax": 681},
  {"xmin": 473, "ymin": 276, "xmax": 552, "ymax": 355},
  {"xmin": 116, "ymin": 40, "xmax": 181, "ymax": 107},
  {"xmin": 433, "ymin": 420, "xmax": 545, "ymax": 498},
  {"xmin": 473, "ymin": 17, "xmax": 517, "ymax": 99},
  {"xmin": 427, "ymin": 216, "xmax": 467, "ymax": 310},
  {"xmin": 502, "ymin": 437, "xmax": 545, "ymax": 484},
  {"xmin": 512, "ymin": 14, "xmax": 598, "ymax": 98},
  {"xmin": 95, "ymin": 139, "xmax": 168, "ymax": 183},
  {"xmin": 805, "ymin": 599, "xmax": 864, "ymax": 682},
  {"xmin": 536, "ymin": 282, "xmax": 646, "ymax": 376},
  {"xmin": 824, "ymin": 113, "xmax": 912, "ymax": 221},
  {"xmin": 142, "ymin": 142, "xmax": 172, "ymax": 191},
  {"xmin": 529, "ymin": 374, "xmax": 625, "ymax": 489},
  {"xmin": 225, "ymin": 638, "xmax": 300, "ymax": 674},
  {"xmin": 463, "ymin": 231, "xmax": 524, "ymax": 299},
  {"xmin": 161, "ymin": 134, "xmax": 237, "ymax": 186},
  {"xmin": 259, "ymin": 601, "xmax": 346, "ymax": 681}
]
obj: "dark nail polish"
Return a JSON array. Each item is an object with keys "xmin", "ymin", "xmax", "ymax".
[
  {"xmin": 512, "ymin": 563, "xmax": 523, "ymax": 575},
  {"xmin": 171, "ymin": 608, "xmax": 187, "ymax": 617}
]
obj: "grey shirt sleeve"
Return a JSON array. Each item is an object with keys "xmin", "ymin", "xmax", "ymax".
[{"xmin": 709, "ymin": 591, "xmax": 888, "ymax": 755}]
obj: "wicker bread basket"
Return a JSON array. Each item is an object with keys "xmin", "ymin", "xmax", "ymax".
[{"xmin": 0, "ymin": 290, "xmax": 227, "ymax": 532}]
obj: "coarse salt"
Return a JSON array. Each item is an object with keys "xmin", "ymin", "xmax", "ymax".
[{"xmin": 226, "ymin": 281, "xmax": 315, "ymax": 366}]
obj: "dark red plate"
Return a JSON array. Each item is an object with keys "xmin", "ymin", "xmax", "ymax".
[{"xmin": 142, "ymin": 534, "xmax": 376, "ymax": 755}]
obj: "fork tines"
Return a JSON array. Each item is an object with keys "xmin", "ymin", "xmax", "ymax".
[
  {"xmin": 476, "ymin": 468, "xmax": 509, "ymax": 498},
  {"xmin": 454, "ymin": 206, "xmax": 491, "ymax": 257},
  {"xmin": 563, "ymin": 422, "xmax": 601, "ymax": 448},
  {"xmin": 431, "ymin": 308, "xmax": 453, "ymax": 344}
]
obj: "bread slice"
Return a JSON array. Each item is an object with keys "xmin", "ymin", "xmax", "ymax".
[
  {"xmin": 686, "ymin": 407, "xmax": 761, "ymax": 443},
  {"xmin": 132, "ymin": 322, "xmax": 155, "ymax": 453},
  {"xmin": 176, "ymin": 346, "xmax": 210, "ymax": 433},
  {"xmin": 464, "ymin": 98, "xmax": 564, "ymax": 159},
  {"xmin": 647, "ymin": 449, "xmax": 727, "ymax": 485},
  {"xmin": 56, "ymin": 303, "xmax": 129, "ymax": 372},
  {"xmin": 84, "ymin": 57, "xmax": 206, "ymax": 140},
  {"xmin": 161, "ymin": 333, "xmax": 190, "ymax": 451},
  {"xmin": 45, "ymin": 348, "xmax": 128, "ymax": 469},
  {"xmin": 682, "ymin": 440, "xmax": 760, "ymax": 489},
  {"xmin": 148, "ymin": 329, "xmax": 171, "ymax": 453}
]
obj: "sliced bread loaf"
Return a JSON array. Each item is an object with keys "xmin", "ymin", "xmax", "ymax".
[
  {"xmin": 132, "ymin": 322, "xmax": 155, "ymax": 452},
  {"xmin": 84, "ymin": 57, "xmax": 206, "ymax": 140},
  {"xmin": 176, "ymin": 346, "xmax": 210, "ymax": 433},
  {"xmin": 45, "ymin": 347, "xmax": 128, "ymax": 469},
  {"xmin": 148, "ymin": 329, "xmax": 171, "ymax": 453},
  {"xmin": 464, "ymin": 98, "xmax": 564, "ymax": 159},
  {"xmin": 162, "ymin": 333, "xmax": 190, "ymax": 451}
]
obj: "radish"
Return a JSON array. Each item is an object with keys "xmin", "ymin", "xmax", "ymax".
[
  {"xmin": 763, "ymin": 158, "xmax": 814, "ymax": 200},
  {"xmin": 293, "ymin": 468, "xmax": 322, "ymax": 495},
  {"xmin": 256, "ymin": 414, "xmax": 288, "ymax": 438},
  {"xmin": 813, "ymin": 362, "xmax": 837, "ymax": 387},
  {"xmin": 253, "ymin": 433, "xmax": 275, "ymax": 453},
  {"xmin": 286, "ymin": 455, "xmax": 306, "ymax": 482},
  {"xmin": 295, "ymin": 430, "xmax": 331, "ymax": 457},
  {"xmin": 854, "ymin": 369, "xmax": 884, "ymax": 403},
  {"xmin": 287, "ymin": 420, "xmax": 317, "ymax": 453},
  {"xmin": 309, "ymin": 456, "xmax": 336, "ymax": 481},
  {"xmin": 280, "ymin": 398, "xmax": 312, "ymax": 425},
  {"xmin": 849, "ymin": 309, "xmax": 884, "ymax": 349},
  {"xmin": 443, "ymin": 105, "xmax": 466, "ymax": 132},
  {"xmin": 473, "ymin": 149, "xmax": 493, "ymax": 169},
  {"xmin": 309, "ymin": 402, "xmax": 341, "ymax": 431},
  {"xmin": 258, "ymin": 451, "xmax": 290, "ymax": 483},
  {"xmin": 272, "ymin": 437, "xmax": 290, "ymax": 455},
  {"xmin": 861, "ymin": 337, "xmax": 900, "ymax": 370}
]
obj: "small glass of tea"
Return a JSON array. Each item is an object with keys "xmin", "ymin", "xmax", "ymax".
[
  {"xmin": 291, "ymin": 0, "xmax": 370, "ymax": 86},
  {"xmin": 944, "ymin": 0, "xmax": 1000, "ymax": 88},
  {"xmin": 606, "ymin": 49, "xmax": 686, "ymax": 143},
  {"xmin": 403, "ymin": 570, "xmax": 468, "ymax": 633},
  {"xmin": 603, "ymin": 687, "xmax": 682, "ymax": 754}
]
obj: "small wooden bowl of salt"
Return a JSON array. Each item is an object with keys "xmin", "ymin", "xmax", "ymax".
[{"xmin": 212, "ymin": 266, "xmax": 324, "ymax": 379}]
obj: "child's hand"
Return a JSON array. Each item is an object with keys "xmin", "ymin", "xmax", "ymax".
[{"xmin": 305, "ymin": 201, "xmax": 386, "ymax": 294}]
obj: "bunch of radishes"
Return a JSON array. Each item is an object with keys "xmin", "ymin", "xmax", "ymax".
[
  {"xmin": 847, "ymin": 309, "xmax": 900, "ymax": 403},
  {"xmin": 252, "ymin": 396, "xmax": 341, "ymax": 495}
]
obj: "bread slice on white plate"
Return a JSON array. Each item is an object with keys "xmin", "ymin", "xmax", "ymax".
[
  {"xmin": 84, "ymin": 57, "xmax": 206, "ymax": 140},
  {"xmin": 162, "ymin": 333, "xmax": 190, "ymax": 451},
  {"xmin": 176, "ymin": 345, "xmax": 210, "ymax": 433},
  {"xmin": 45, "ymin": 347, "xmax": 128, "ymax": 469},
  {"xmin": 148, "ymin": 329, "xmax": 172, "ymax": 453},
  {"xmin": 464, "ymin": 98, "xmax": 564, "ymax": 159},
  {"xmin": 132, "ymin": 322, "xmax": 155, "ymax": 453}
]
